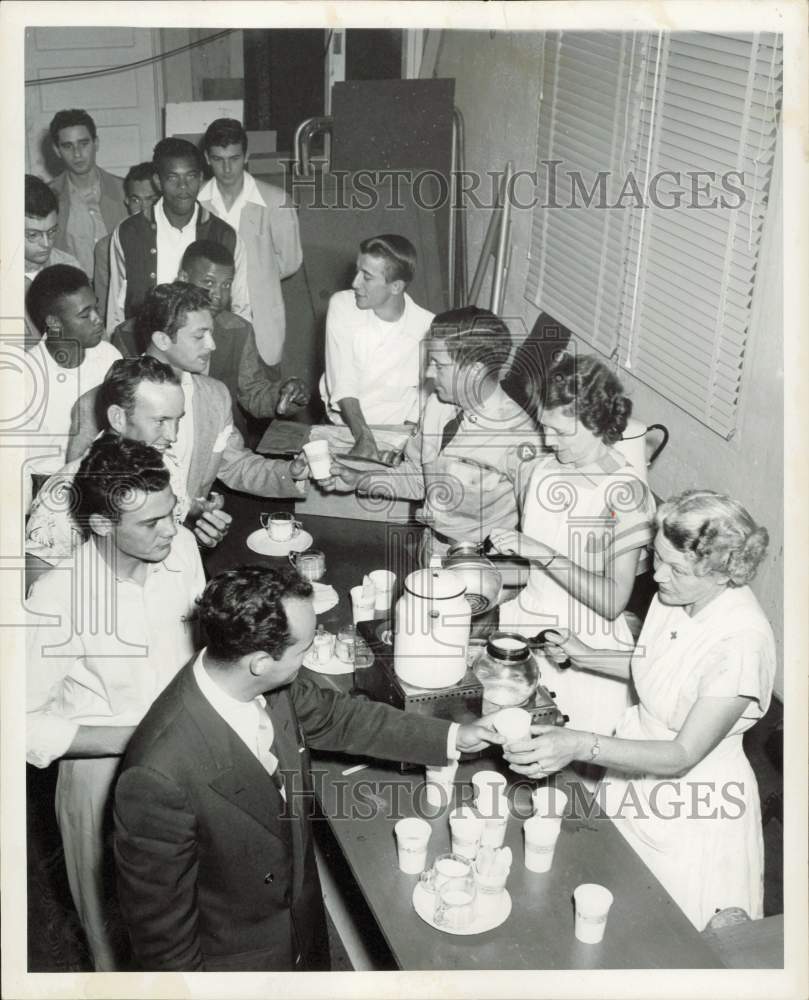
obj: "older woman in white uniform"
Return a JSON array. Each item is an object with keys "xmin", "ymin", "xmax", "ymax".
[
  {"xmin": 491, "ymin": 353, "xmax": 654, "ymax": 736},
  {"xmin": 504, "ymin": 490, "xmax": 775, "ymax": 930}
]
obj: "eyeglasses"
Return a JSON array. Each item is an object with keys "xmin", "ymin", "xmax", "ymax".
[{"xmin": 25, "ymin": 225, "xmax": 59, "ymax": 243}]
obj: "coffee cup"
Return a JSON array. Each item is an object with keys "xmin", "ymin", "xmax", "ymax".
[
  {"xmin": 523, "ymin": 813, "xmax": 563, "ymax": 873},
  {"xmin": 433, "ymin": 871, "xmax": 477, "ymax": 931},
  {"xmin": 472, "ymin": 771, "xmax": 508, "ymax": 818},
  {"xmin": 350, "ymin": 585, "xmax": 376, "ymax": 624},
  {"xmin": 573, "ymin": 883, "xmax": 614, "ymax": 943},
  {"xmin": 489, "ymin": 706, "xmax": 533, "ymax": 743},
  {"xmin": 393, "ymin": 817, "xmax": 431, "ymax": 874},
  {"xmin": 302, "ymin": 439, "xmax": 332, "ymax": 480},
  {"xmin": 449, "ymin": 806, "xmax": 485, "ymax": 861},
  {"xmin": 531, "ymin": 785, "xmax": 569, "ymax": 821},
  {"xmin": 260, "ymin": 511, "xmax": 302, "ymax": 543},
  {"xmin": 424, "ymin": 760, "xmax": 458, "ymax": 810},
  {"xmin": 368, "ymin": 569, "xmax": 396, "ymax": 610},
  {"xmin": 289, "ymin": 549, "xmax": 326, "ymax": 581}
]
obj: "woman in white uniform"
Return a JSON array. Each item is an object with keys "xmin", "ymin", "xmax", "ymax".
[
  {"xmin": 491, "ymin": 353, "xmax": 654, "ymax": 736},
  {"xmin": 503, "ymin": 490, "xmax": 775, "ymax": 930}
]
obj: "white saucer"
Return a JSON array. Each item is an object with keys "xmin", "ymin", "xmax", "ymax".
[
  {"xmin": 246, "ymin": 528, "xmax": 313, "ymax": 557},
  {"xmin": 310, "ymin": 581, "xmax": 339, "ymax": 615},
  {"xmin": 412, "ymin": 882, "xmax": 511, "ymax": 935},
  {"xmin": 303, "ymin": 644, "xmax": 355, "ymax": 675}
]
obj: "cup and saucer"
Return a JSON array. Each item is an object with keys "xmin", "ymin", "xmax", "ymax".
[
  {"xmin": 412, "ymin": 855, "xmax": 512, "ymax": 935},
  {"xmin": 247, "ymin": 512, "xmax": 313, "ymax": 557}
]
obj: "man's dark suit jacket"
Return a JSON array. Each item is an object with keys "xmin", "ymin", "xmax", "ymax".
[{"xmin": 114, "ymin": 658, "xmax": 453, "ymax": 972}]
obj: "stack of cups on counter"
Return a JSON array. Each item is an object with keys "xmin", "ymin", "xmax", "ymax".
[
  {"xmin": 524, "ymin": 784, "xmax": 569, "ymax": 873},
  {"xmin": 350, "ymin": 570, "xmax": 397, "ymax": 623}
]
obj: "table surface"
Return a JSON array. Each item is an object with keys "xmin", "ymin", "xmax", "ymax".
[{"xmin": 205, "ymin": 487, "xmax": 724, "ymax": 971}]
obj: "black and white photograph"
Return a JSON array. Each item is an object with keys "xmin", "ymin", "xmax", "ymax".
[{"xmin": 1, "ymin": 2, "xmax": 806, "ymax": 998}]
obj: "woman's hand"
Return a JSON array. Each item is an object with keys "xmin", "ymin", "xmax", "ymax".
[
  {"xmin": 502, "ymin": 724, "xmax": 588, "ymax": 778},
  {"xmin": 488, "ymin": 528, "xmax": 554, "ymax": 564},
  {"xmin": 540, "ymin": 627, "xmax": 596, "ymax": 668}
]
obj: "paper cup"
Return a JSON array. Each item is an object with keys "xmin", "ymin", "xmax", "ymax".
[
  {"xmin": 350, "ymin": 586, "xmax": 376, "ymax": 624},
  {"xmin": 369, "ymin": 569, "xmax": 396, "ymax": 610},
  {"xmin": 480, "ymin": 816, "xmax": 508, "ymax": 849},
  {"xmin": 474, "ymin": 856, "xmax": 510, "ymax": 896},
  {"xmin": 472, "ymin": 771, "xmax": 508, "ymax": 816},
  {"xmin": 302, "ymin": 440, "xmax": 332, "ymax": 480},
  {"xmin": 573, "ymin": 883, "xmax": 614, "ymax": 943},
  {"xmin": 424, "ymin": 760, "xmax": 458, "ymax": 810},
  {"xmin": 532, "ymin": 785, "xmax": 569, "ymax": 821},
  {"xmin": 394, "ymin": 817, "xmax": 431, "ymax": 874},
  {"xmin": 490, "ymin": 706, "xmax": 533, "ymax": 742},
  {"xmin": 523, "ymin": 814, "xmax": 562, "ymax": 873},
  {"xmin": 449, "ymin": 806, "xmax": 485, "ymax": 861}
]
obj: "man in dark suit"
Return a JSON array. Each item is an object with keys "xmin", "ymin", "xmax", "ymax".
[{"xmin": 114, "ymin": 565, "xmax": 501, "ymax": 971}]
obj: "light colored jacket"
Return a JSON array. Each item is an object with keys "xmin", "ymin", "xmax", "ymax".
[
  {"xmin": 49, "ymin": 167, "xmax": 127, "ymax": 258},
  {"xmin": 199, "ymin": 176, "xmax": 302, "ymax": 365}
]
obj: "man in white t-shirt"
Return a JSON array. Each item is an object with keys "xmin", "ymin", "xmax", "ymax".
[
  {"xmin": 319, "ymin": 234, "xmax": 434, "ymax": 459},
  {"xmin": 24, "ymin": 264, "xmax": 120, "ymax": 500}
]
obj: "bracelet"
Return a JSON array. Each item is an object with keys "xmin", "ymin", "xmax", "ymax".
[{"xmin": 588, "ymin": 733, "xmax": 601, "ymax": 762}]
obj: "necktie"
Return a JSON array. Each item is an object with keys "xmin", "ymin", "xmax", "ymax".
[
  {"xmin": 441, "ymin": 408, "xmax": 464, "ymax": 451},
  {"xmin": 256, "ymin": 703, "xmax": 286, "ymax": 798}
]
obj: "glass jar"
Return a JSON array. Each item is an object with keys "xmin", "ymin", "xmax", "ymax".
[{"xmin": 472, "ymin": 632, "xmax": 539, "ymax": 715}]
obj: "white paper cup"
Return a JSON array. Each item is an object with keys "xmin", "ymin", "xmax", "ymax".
[
  {"xmin": 573, "ymin": 883, "xmax": 614, "ymax": 943},
  {"xmin": 532, "ymin": 785, "xmax": 569, "ymax": 821},
  {"xmin": 472, "ymin": 771, "xmax": 508, "ymax": 816},
  {"xmin": 490, "ymin": 706, "xmax": 533, "ymax": 742},
  {"xmin": 523, "ymin": 814, "xmax": 562, "ymax": 873},
  {"xmin": 474, "ymin": 856, "xmax": 510, "ymax": 896},
  {"xmin": 394, "ymin": 817, "xmax": 431, "ymax": 874},
  {"xmin": 350, "ymin": 586, "xmax": 376, "ymax": 624},
  {"xmin": 302, "ymin": 440, "xmax": 332, "ymax": 480},
  {"xmin": 424, "ymin": 760, "xmax": 458, "ymax": 810},
  {"xmin": 369, "ymin": 569, "xmax": 396, "ymax": 610},
  {"xmin": 449, "ymin": 806, "xmax": 485, "ymax": 861},
  {"xmin": 480, "ymin": 816, "xmax": 508, "ymax": 849}
]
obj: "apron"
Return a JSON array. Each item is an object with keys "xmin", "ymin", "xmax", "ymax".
[
  {"xmin": 601, "ymin": 591, "xmax": 773, "ymax": 930},
  {"xmin": 499, "ymin": 459, "xmax": 645, "ymax": 735}
]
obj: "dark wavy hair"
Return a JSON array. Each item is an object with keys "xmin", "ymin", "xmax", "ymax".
[
  {"xmin": 124, "ymin": 162, "xmax": 157, "ymax": 197},
  {"xmin": 203, "ymin": 117, "xmax": 248, "ymax": 154},
  {"xmin": 134, "ymin": 281, "xmax": 212, "ymax": 353},
  {"xmin": 194, "ymin": 565, "xmax": 313, "ymax": 662},
  {"xmin": 97, "ymin": 356, "xmax": 181, "ymax": 424},
  {"xmin": 427, "ymin": 306, "xmax": 512, "ymax": 379},
  {"xmin": 25, "ymin": 174, "xmax": 58, "ymax": 219},
  {"xmin": 359, "ymin": 234, "xmax": 417, "ymax": 285},
  {"xmin": 657, "ymin": 489, "xmax": 769, "ymax": 587},
  {"xmin": 49, "ymin": 109, "xmax": 97, "ymax": 144},
  {"xmin": 544, "ymin": 352, "xmax": 632, "ymax": 445},
  {"xmin": 73, "ymin": 433, "xmax": 170, "ymax": 533},
  {"xmin": 26, "ymin": 264, "xmax": 92, "ymax": 336}
]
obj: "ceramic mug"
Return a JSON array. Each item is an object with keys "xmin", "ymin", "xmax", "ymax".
[
  {"xmin": 260, "ymin": 512, "xmax": 302, "ymax": 543},
  {"xmin": 289, "ymin": 549, "xmax": 326, "ymax": 580}
]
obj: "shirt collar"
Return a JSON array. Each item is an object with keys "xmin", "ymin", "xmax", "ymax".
[
  {"xmin": 200, "ymin": 171, "xmax": 266, "ymax": 212},
  {"xmin": 155, "ymin": 197, "xmax": 199, "ymax": 234},
  {"xmin": 67, "ymin": 167, "xmax": 101, "ymax": 199},
  {"xmin": 193, "ymin": 650, "xmax": 266, "ymax": 721}
]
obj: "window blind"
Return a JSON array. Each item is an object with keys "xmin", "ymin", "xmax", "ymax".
[
  {"xmin": 525, "ymin": 32, "xmax": 644, "ymax": 356},
  {"xmin": 616, "ymin": 31, "xmax": 782, "ymax": 438}
]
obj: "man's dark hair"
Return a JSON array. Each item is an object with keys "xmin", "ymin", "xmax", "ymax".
[
  {"xmin": 73, "ymin": 432, "xmax": 170, "ymax": 534},
  {"xmin": 152, "ymin": 137, "xmax": 204, "ymax": 174},
  {"xmin": 49, "ymin": 109, "xmax": 97, "ymax": 145},
  {"xmin": 195, "ymin": 565, "xmax": 313, "ymax": 662},
  {"xmin": 359, "ymin": 234, "xmax": 417, "ymax": 285},
  {"xmin": 181, "ymin": 239, "xmax": 235, "ymax": 273},
  {"xmin": 428, "ymin": 306, "xmax": 512, "ymax": 379},
  {"xmin": 26, "ymin": 264, "xmax": 92, "ymax": 336},
  {"xmin": 97, "ymin": 356, "xmax": 181, "ymax": 425},
  {"xmin": 25, "ymin": 174, "xmax": 58, "ymax": 220},
  {"xmin": 124, "ymin": 162, "xmax": 157, "ymax": 197},
  {"xmin": 134, "ymin": 281, "xmax": 212, "ymax": 353},
  {"xmin": 203, "ymin": 118, "xmax": 248, "ymax": 154}
]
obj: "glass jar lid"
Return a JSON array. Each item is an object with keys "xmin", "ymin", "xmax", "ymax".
[{"xmin": 485, "ymin": 631, "xmax": 531, "ymax": 662}]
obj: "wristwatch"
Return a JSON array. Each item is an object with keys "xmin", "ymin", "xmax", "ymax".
[{"xmin": 588, "ymin": 733, "xmax": 601, "ymax": 762}]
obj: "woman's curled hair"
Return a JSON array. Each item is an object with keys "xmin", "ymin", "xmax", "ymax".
[
  {"xmin": 544, "ymin": 352, "xmax": 632, "ymax": 445},
  {"xmin": 657, "ymin": 489, "xmax": 769, "ymax": 587}
]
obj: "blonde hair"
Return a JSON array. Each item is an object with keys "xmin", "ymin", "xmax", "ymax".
[{"xmin": 657, "ymin": 489, "xmax": 768, "ymax": 587}]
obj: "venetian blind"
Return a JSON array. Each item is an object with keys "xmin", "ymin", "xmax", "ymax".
[
  {"xmin": 616, "ymin": 32, "xmax": 783, "ymax": 438},
  {"xmin": 525, "ymin": 32, "xmax": 644, "ymax": 355}
]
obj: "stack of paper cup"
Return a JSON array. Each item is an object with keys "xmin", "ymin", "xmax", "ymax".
[
  {"xmin": 472, "ymin": 770, "xmax": 509, "ymax": 849},
  {"xmin": 302, "ymin": 439, "xmax": 332, "ymax": 480},
  {"xmin": 448, "ymin": 806, "xmax": 485, "ymax": 861},
  {"xmin": 369, "ymin": 569, "xmax": 396, "ymax": 610},
  {"xmin": 350, "ymin": 577, "xmax": 376, "ymax": 623},
  {"xmin": 424, "ymin": 760, "xmax": 458, "ymax": 810},
  {"xmin": 393, "ymin": 817, "xmax": 431, "ymax": 874},
  {"xmin": 573, "ymin": 883, "xmax": 614, "ymax": 943}
]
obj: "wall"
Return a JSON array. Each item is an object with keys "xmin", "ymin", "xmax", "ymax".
[
  {"xmin": 159, "ymin": 29, "xmax": 244, "ymax": 105},
  {"xmin": 436, "ymin": 30, "xmax": 785, "ymax": 696}
]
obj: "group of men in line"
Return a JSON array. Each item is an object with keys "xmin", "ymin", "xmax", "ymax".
[{"xmin": 23, "ymin": 108, "xmax": 542, "ymax": 973}]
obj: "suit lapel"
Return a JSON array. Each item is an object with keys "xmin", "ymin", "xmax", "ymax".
[{"xmin": 266, "ymin": 688, "xmax": 307, "ymax": 900}]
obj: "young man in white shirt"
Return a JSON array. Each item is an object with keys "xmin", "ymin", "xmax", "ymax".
[
  {"xmin": 24, "ymin": 264, "xmax": 120, "ymax": 495},
  {"xmin": 199, "ymin": 118, "xmax": 303, "ymax": 367},
  {"xmin": 107, "ymin": 138, "xmax": 250, "ymax": 330},
  {"xmin": 319, "ymin": 234, "xmax": 434, "ymax": 460},
  {"xmin": 26, "ymin": 434, "xmax": 206, "ymax": 970}
]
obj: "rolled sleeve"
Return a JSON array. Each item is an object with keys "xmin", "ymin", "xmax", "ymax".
[{"xmin": 27, "ymin": 713, "xmax": 80, "ymax": 769}]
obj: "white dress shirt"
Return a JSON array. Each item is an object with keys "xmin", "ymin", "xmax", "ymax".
[
  {"xmin": 319, "ymin": 290, "xmax": 434, "ymax": 426},
  {"xmin": 155, "ymin": 199, "xmax": 200, "ymax": 284},
  {"xmin": 26, "ymin": 527, "xmax": 205, "ymax": 767},
  {"xmin": 198, "ymin": 171, "xmax": 265, "ymax": 232}
]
